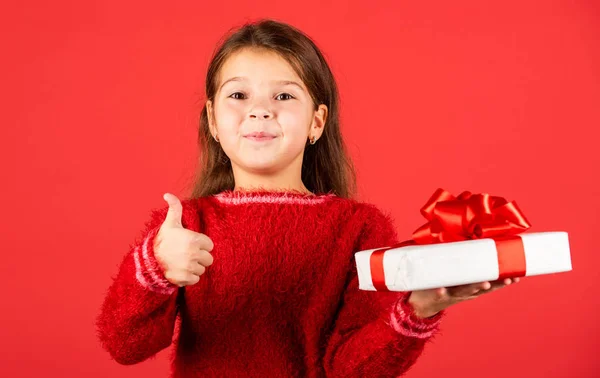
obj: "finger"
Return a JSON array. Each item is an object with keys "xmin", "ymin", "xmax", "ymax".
[
  {"xmin": 188, "ymin": 262, "xmax": 206, "ymax": 277},
  {"xmin": 447, "ymin": 282, "xmax": 489, "ymax": 297},
  {"xmin": 479, "ymin": 280, "xmax": 510, "ymax": 294},
  {"xmin": 491, "ymin": 278, "xmax": 512, "ymax": 286},
  {"xmin": 182, "ymin": 273, "xmax": 200, "ymax": 286},
  {"xmin": 191, "ymin": 232, "xmax": 215, "ymax": 252},
  {"xmin": 165, "ymin": 271, "xmax": 195, "ymax": 287},
  {"xmin": 472, "ymin": 282, "xmax": 490, "ymax": 296},
  {"xmin": 163, "ymin": 193, "xmax": 184, "ymax": 228},
  {"xmin": 190, "ymin": 250, "xmax": 214, "ymax": 267}
]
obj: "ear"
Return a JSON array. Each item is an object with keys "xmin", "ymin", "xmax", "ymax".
[
  {"xmin": 206, "ymin": 100, "xmax": 217, "ymax": 138},
  {"xmin": 309, "ymin": 104, "xmax": 328, "ymax": 140}
]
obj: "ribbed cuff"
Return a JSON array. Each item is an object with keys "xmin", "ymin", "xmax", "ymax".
[
  {"xmin": 389, "ymin": 293, "xmax": 444, "ymax": 339},
  {"xmin": 133, "ymin": 226, "xmax": 178, "ymax": 295}
]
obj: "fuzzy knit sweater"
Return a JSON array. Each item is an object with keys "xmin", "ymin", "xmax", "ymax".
[{"xmin": 96, "ymin": 190, "xmax": 444, "ymax": 378}]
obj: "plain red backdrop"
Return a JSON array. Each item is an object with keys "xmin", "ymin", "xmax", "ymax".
[{"xmin": 2, "ymin": 0, "xmax": 598, "ymax": 377}]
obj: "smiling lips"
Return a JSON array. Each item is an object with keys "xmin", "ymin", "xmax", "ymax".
[{"xmin": 244, "ymin": 132, "xmax": 277, "ymax": 142}]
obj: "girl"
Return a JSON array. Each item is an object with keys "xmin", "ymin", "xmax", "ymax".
[{"xmin": 96, "ymin": 19, "xmax": 518, "ymax": 377}]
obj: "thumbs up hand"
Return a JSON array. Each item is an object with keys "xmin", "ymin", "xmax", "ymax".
[{"xmin": 154, "ymin": 193, "xmax": 214, "ymax": 287}]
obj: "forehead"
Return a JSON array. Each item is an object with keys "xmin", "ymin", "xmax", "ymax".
[{"xmin": 218, "ymin": 48, "xmax": 302, "ymax": 84}]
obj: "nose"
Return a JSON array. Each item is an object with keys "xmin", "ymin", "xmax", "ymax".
[{"xmin": 248, "ymin": 105, "xmax": 273, "ymax": 120}]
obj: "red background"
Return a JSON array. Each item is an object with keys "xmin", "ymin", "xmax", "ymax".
[{"xmin": 2, "ymin": 0, "xmax": 598, "ymax": 377}]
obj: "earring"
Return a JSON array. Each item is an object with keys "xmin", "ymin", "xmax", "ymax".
[
  {"xmin": 214, "ymin": 134, "xmax": 220, "ymax": 143},
  {"xmin": 309, "ymin": 136, "xmax": 317, "ymax": 145}
]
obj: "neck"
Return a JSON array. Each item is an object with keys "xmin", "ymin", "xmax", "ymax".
[{"xmin": 231, "ymin": 160, "xmax": 311, "ymax": 194}]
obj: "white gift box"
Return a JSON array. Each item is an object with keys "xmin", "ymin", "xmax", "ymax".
[{"xmin": 355, "ymin": 232, "xmax": 572, "ymax": 292}]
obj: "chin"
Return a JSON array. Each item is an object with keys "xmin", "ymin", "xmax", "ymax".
[
  {"xmin": 232, "ymin": 155, "xmax": 280, "ymax": 173},
  {"xmin": 243, "ymin": 161, "xmax": 281, "ymax": 174}
]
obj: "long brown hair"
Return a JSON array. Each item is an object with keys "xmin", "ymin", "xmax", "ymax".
[{"xmin": 190, "ymin": 19, "xmax": 356, "ymax": 199}]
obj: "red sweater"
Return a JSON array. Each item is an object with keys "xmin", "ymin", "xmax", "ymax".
[{"xmin": 97, "ymin": 190, "xmax": 444, "ymax": 377}]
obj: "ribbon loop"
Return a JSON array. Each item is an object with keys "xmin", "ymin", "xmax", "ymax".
[{"xmin": 412, "ymin": 188, "xmax": 531, "ymax": 243}]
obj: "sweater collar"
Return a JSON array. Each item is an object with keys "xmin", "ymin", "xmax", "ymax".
[{"xmin": 213, "ymin": 189, "xmax": 337, "ymax": 205}]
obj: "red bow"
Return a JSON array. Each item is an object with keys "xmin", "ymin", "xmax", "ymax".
[
  {"xmin": 369, "ymin": 188, "xmax": 532, "ymax": 291},
  {"xmin": 409, "ymin": 188, "xmax": 531, "ymax": 244}
]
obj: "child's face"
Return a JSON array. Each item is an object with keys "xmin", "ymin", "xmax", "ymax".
[{"xmin": 207, "ymin": 48, "xmax": 327, "ymax": 177}]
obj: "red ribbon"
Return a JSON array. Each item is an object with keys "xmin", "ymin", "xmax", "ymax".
[{"xmin": 369, "ymin": 188, "xmax": 532, "ymax": 291}]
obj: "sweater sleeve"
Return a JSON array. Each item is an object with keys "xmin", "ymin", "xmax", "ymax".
[
  {"xmin": 323, "ymin": 203, "xmax": 444, "ymax": 378},
  {"xmin": 96, "ymin": 199, "xmax": 201, "ymax": 365}
]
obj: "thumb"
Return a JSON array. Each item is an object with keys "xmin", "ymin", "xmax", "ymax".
[{"xmin": 162, "ymin": 193, "xmax": 183, "ymax": 228}]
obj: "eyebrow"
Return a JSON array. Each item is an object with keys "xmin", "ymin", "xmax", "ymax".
[{"xmin": 219, "ymin": 77, "xmax": 305, "ymax": 92}]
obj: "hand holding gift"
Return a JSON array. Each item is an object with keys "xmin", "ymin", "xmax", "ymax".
[
  {"xmin": 407, "ymin": 276, "xmax": 521, "ymax": 318},
  {"xmin": 355, "ymin": 188, "xmax": 572, "ymax": 317}
]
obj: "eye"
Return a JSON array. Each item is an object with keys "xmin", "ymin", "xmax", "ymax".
[
  {"xmin": 275, "ymin": 93, "xmax": 294, "ymax": 101},
  {"xmin": 228, "ymin": 92, "xmax": 246, "ymax": 100}
]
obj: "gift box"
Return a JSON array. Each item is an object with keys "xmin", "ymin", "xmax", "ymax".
[{"xmin": 355, "ymin": 189, "xmax": 572, "ymax": 292}]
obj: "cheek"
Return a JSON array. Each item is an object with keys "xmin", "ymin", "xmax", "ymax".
[
  {"xmin": 278, "ymin": 106, "xmax": 311, "ymax": 136},
  {"xmin": 215, "ymin": 101, "xmax": 244, "ymax": 131}
]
